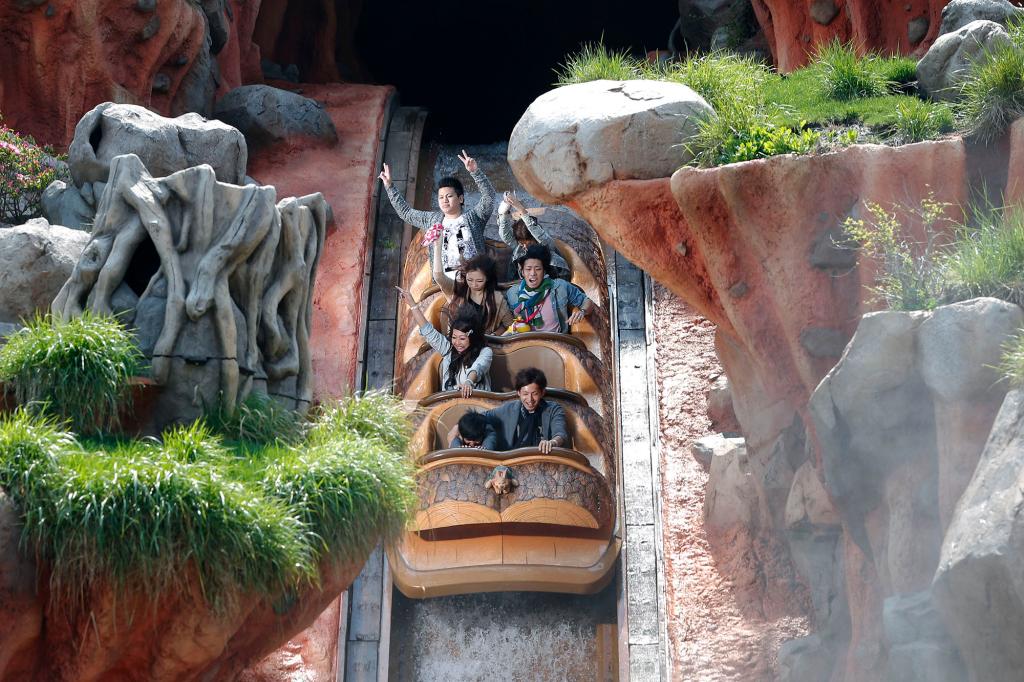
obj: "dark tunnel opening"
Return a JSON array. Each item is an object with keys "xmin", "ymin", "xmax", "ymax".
[{"xmin": 254, "ymin": 0, "xmax": 680, "ymax": 143}]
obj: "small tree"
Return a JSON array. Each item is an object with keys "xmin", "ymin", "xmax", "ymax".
[{"xmin": 842, "ymin": 194, "xmax": 952, "ymax": 310}]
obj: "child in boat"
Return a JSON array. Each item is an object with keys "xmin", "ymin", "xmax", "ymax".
[
  {"xmin": 397, "ymin": 286, "xmax": 492, "ymax": 396},
  {"xmin": 379, "ymin": 150, "xmax": 495, "ymax": 278},
  {"xmin": 433, "ymin": 247, "xmax": 513, "ymax": 336},
  {"xmin": 449, "ymin": 411, "xmax": 498, "ymax": 449},
  {"xmin": 498, "ymin": 190, "xmax": 570, "ymax": 280},
  {"xmin": 505, "ymin": 244, "xmax": 593, "ymax": 335}
]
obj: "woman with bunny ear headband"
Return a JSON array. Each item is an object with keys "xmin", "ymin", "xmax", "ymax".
[{"xmin": 379, "ymin": 150, "xmax": 496, "ymax": 278}]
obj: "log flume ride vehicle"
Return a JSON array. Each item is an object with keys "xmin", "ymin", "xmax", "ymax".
[{"xmin": 387, "ymin": 226, "xmax": 622, "ymax": 598}]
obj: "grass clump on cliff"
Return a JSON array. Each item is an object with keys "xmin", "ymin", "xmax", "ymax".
[
  {"xmin": 0, "ymin": 313, "xmax": 144, "ymax": 435},
  {"xmin": 956, "ymin": 28, "xmax": 1024, "ymax": 143},
  {"xmin": 0, "ymin": 393, "xmax": 416, "ymax": 609},
  {"xmin": 845, "ymin": 195, "xmax": 1024, "ymax": 311},
  {"xmin": 998, "ymin": 334, "xmax": 1024, "ymax": 387}
]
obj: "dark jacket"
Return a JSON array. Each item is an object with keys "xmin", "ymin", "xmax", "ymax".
[{"xmin": 481, "ymin": 398, "xmax": 570, "ymax": 451}]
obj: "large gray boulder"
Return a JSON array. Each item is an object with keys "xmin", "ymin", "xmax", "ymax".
[
  {"xmin": 0, "ymin": 220, "xmax": 89, "ymax": 323},
  {"xmin": 917, "ymin": 20, "xmax": 1012, "ymax": 102},
  {"xmin": 939, "ymin": 0, "xmax": 1024, "ymax": 34},
  {"xmin": 883, "ymin": 590, "xmax": 966, "ymax": 682},
  {"xmin": 67, "ymin": 102, "xmax": 247, "ymax": 187},
  {"xmin": 40, "ymin": 180, "xmax": 94, "ymax": 231},
  {"xmin": 508, "ymin": 80, "xmax": 713, "ymax": 204},
  {"xmin": 933, "ymin": 387, "xmax": 1024, "ymax": 682},
  {"xmin": 214, "ymin": 85, "xmax": 338, "ymax": 150}
]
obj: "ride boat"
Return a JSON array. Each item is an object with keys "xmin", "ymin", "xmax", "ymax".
[{"xmin": 387, "ymin": 224, "xmax": 621, "ymax": 598}]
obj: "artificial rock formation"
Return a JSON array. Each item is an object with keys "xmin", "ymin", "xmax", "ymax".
[
  {"xmin": 0, "ymin": 0, "xmax": 262, "ymax": 147},
  {"xmin": 214, "ymin": 85, "xmax": 338, "ymax": 150},
  {"xmin": 750, "ymin": 0, "xmax": 948, "ymax": 71},
  {"xmin": 52, "ymin": 153, "xmax": 326, "ymax": 430},
  {"xmin": 44, "ymin": 103, "xmax": 248, "ymax": 231}
]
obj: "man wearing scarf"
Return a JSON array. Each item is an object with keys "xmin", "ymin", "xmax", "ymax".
[
  {"xmin": 480, "ymin": 367, "xmax": 570, "ymax": 455},
  {"xmin": 507, "ymin": 244, "xmax": 593, "ymax": 334}
]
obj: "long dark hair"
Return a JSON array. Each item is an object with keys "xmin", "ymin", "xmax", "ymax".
[
  {"xmin": 451, "ymin": 255, "xmax": 500, "ymax": 332},
  {"xmin": 445, "ymin": 311, "xmax": 486, "ymax": 390}
]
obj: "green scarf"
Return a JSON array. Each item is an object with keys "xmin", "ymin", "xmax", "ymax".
[{"xmin": 515, "ymin": 276, "xmax": 553, "ymax": 331}]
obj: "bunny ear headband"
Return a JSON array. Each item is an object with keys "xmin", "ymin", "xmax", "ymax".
[{"xmin": 510, "ymin": 207, "xmax": 547, "ymax": 221}]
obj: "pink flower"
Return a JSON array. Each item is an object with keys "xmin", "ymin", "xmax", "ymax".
[{"xmin": 421, "ymin": 222, "xmax": 443, "ymax": 247}]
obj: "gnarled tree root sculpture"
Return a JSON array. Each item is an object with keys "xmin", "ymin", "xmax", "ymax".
[{"xmin": 52, "ymin": 153, "xmax": 327, "ymax": 431}]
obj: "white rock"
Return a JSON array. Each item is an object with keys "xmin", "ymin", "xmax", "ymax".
[
  {"xmin": 509, "ymin": 80, "xmax": 713, "ymax": 204},
  {"xmin": 0, "ymin": 222, "xmax": 89, "ymax": 323},
  {"xmin": 917, "ymin": 20, "xmax": 1012, "ymax": 102}
]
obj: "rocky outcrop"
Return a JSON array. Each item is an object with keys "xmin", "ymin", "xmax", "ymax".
[
  {"xmin": 939, "ymin": 0, "xmax": 1024, "ymax": 33},
  {"xmin": 43, "ymin": 102, "xmax": 248, "ymax": 231},
  {"xmin": 215, "ymin": 85, "xmax": 338, "ymax": 150},
  {"xmin": 805, "ymin": 298, "xmax": 1020, "ymax": 679},
  {"xmin": 0, "ymin": 535, "xmax": 363, "ymax": 681},
  {"xmin": 0, "ymin": 220, "xmax": 89, "ymax": 324},
  {"xmin": 0, "ymin": 0, "xmax": 263, "ymax": 147},
  {"xmin": 508, "ymin": 80, "xmax": 712, "ymax": 204},
  {"xmin": 750, "ymin": 0, "xmax": 948, "ymax": 72},
  {"xmin": 918, "ymin": 20, "xmax": 1012, "ymax": 101},
  {"xmin": 933, "ymin": 387, "xmax": 1024, "ymax": 682}
]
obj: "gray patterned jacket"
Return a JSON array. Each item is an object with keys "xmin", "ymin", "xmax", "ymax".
[{"xmin": 384, "ymin": 168, "xmax": 496, "ymax": 267}]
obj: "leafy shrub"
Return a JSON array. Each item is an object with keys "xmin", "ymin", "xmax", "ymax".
[
  {"xmin": 843, "ymin": 194, "xmax": 953, "ymax": 310},
  {"xmin": 891, "ymin": 99, "xmax": 954, "ymax": 143},
  {"xmin": 956, "ymin": 39, "xmax": 1024, "ymax": 143},
  {"xmin": 0, "ymin": 392, "xmax": 416, "ymax": 609},
  {"xmin": 0, "ymin": 117, "xmax": 69, "ymax": 224},
  {"xmin": 555, "ymin": 41, "xmax": 641, "ymax": 85},
  {"xmin": 815, "ymin": 40, "xmax": 891, "ymax": 101},
  {"xmin": 942, "ymin": 205, "xmax": 1024, "ymax": 306},
  {"xmin": 695, "ymin": 117, "xmax": 820, "ymax": 166},
  {"xmin": 0, "ymin": 313, "xmax": 143, "ymax": 434}
]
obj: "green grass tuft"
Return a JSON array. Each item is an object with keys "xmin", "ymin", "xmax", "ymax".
[
  {"xmin": 0, "ymin": 393, "xmax": 416, "ymax": 611},
  {"xmin": 815, "ymin": 40, "xmax": 891, "ymax": 101},
  {"xmin": 0, "ymin": 313, "xmax": 143, "ymax": 435},
  {"xmin": 891, "ymin": 98, "xmax": 955, "ymax": 143},
  {"xmin": 554, "ymin": 41, "xmax": 641, "ymax": 85},
  {"xmin": 956, "ymin": 39, "xmax": 1024, "ymax": 143},
  {"xmin": 999, "ymin": 333, "xmax": 1024, "ymax": 387},
  {"xmin": 941, "ymin": 205, "xmax": 1024, "ymax": 306},
  {"xmin": 205, "ymin": 392, "xmax": 307, "ymax": 447}
]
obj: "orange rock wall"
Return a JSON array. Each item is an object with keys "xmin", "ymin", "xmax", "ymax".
[
  {"xmin": 751, "ymin": 0, "xmax": 948, "ymax": 72},
  {"xmin": 0, "ymin": 0, "xmax": 262, "ymax": 147}
]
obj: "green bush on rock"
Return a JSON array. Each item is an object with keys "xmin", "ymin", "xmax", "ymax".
[
  {"xmin": 0, "ymin": 313, "xmax": 144, "ymax": 435},
  {"xmin": 0, "ymin": 392, "xmax": 416, "ymax": 610},
  {"xmin": 956, "ymin": 34, "xmax": 1024, "ymax": 143}
]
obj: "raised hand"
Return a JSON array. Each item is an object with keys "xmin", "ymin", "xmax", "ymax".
[
  {"xmin": 395, "ymin": 286, "xmax": 417, "ymax": 308},
  {"xmin": 458, "ymin": 149, "xmax": 478, "ymax": 173},
  {"xmin": 504, "ymin": 190, "xmax": 526, "ymax": 212},
  {"xmin": 378, "ymin": 163, "xmax": 392, "ymax": 188}
]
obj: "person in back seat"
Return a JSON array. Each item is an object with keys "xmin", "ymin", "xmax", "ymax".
[
  {"xmin": 481, "ymin": 368, "xmax": 569, "ymax": 454},
  {"xmin": 498, "ymin": 190, "xmax": 570, "ymax": 281},
  {"xmin": 448, "ymin": 411, "xmax": 498, "ymax": 449},
  {"xmin": 398, "ymin": 287, "xmax": 492, "ymax": 397},
  {"xmin": 433, "ymin": 248, "xmax": 513, "ymax": 335},
  {"xmin": 506, "ymin": 244, "xmax": 593, "ymax": 334}
]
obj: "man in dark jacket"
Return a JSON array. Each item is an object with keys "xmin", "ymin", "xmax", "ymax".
[{"xmin": 482, "ymin": 367, "xmax": 570, "ymax": 454}]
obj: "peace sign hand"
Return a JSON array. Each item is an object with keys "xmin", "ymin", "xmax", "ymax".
[
  {"xmin": 378, "ymin": 163, "xmax": 392, "ymax": 188},
  {"xmin": 458, "ymin": 149, "xmax": 478, "ymax": 173}
]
